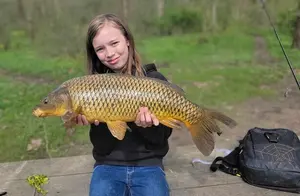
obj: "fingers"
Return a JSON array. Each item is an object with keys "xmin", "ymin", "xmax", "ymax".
[
  {"xmin": 76, "ymin": 114, "xmax": 99, "ymax": 126},
  {"xmin": 141, "ymin": 108, "xmax": 151, "ymax": 126},
  {"xmin": 94, "ymin": 120, "xmax": 100, "ymax": 126},
  {"xmin": 135, "ymin": 107, "xmax": 159, "ymax": 128},
  {"xmin": 151, "ymin": 114, "xmax": 159, "ymax": 126},
  {"xmin": 135, "ymin": 110, "xmax": 142, "ymax": 126},
  {"xmin": 82, "ymin": 115, "xmax": 89, "ymax": 125},
  {"xmin": 140, "ymin": 107, "xmax": 151, "ymax": 127},
  {"xmin": 76, "ymin": 114, "xmax": 84, "ymax": 125}
]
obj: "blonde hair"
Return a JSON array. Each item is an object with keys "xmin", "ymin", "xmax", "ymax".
[{"xmin": 85, "ymin": 13, "xmax": 144, "ymax": 76}]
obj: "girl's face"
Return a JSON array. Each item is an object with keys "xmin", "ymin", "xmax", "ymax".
[{"xmin": 92, "ymin": 23, "xmax": 129, "ymax": 72}]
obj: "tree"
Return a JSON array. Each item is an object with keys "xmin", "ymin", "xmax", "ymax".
[
  {"xmin": 122, "ymin": 0, "xmax": 128, "ymax": 21},
  {"xmin": 292, "ymin": 0, "xmax": 300, "ymax": 49},
  {"xmin": 157, "ymin": 0, "xmax": 164, "ymax": 18}
]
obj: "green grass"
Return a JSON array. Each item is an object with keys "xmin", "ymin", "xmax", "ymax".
[
  {"xmin": 0, "ymin": 75, "xmax": 89, "ymax": 162},
  {"xmin": 0, "ymin": 28, "xmax": 297, "ymax": 162},
  {"xmin": 169, "ymin": 65, "xmax": 285, "ymax": 107},
  {"xmin": 262, "ymin": 29, "xmax": 300, "ymax": 68},
  {"xmin": 0, "ymin": 51, "xmax": 86, "ymax": 82},
  {"xmin": 138, "ymin": 31, "xmax": 255, "ymax": 66},
  {"xmin": 138, "ymin": 30, "xmax": 290, "ymax": 107}
]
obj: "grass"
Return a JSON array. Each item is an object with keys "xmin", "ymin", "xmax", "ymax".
[
  {"xmin": 0, "ymin": 75, "xmax": 89, "ymax": 162},
  {"xmin": 0, "ymin": 28, "xmax": 298, "ymax": 162},
  {"xmin": 138, "ymin": 30, "xmax": 255, "ymax": 66},
  {"xmin": 0, "ymin": 51, "xmax": 86, "ymax": 82},
  {"xmin": 138, "ymin": 29, "xmax": 291, "ymax": 106}
]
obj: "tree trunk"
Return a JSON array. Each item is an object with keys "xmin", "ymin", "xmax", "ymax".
[
  {"xmin": 233, "ymin": 0, "xmax": 246, "ymax": 21},
  {"xmin": 212, "ymin": 0, "xmax": 218, "ymax": 31},
  {"xmin": 38, "ymin": 0, "xmax": 46, "ymax": 18},
  {"xmin": 292, "ymin": 16, "xmax": 300, "ymax": 49},
  {"xmin": 122, "ymin": 0, "xmax": 128, "ymax": 21},
  {"xmin": 53, "ymin": 0, "xmax": 61, "ymax": 20},
  {"xmin": 17, "ymin": 0, "xmax": 26, "ymax": 19},
  {"xmin": 292, "ymin": 1, "xmax": 300, "ymax": 49},
  {"xmin": 157, "ymin": 0, "xmax": 164, "ymax": 18},
  {"xmin": 26, "ymin": 0, "xmax": 35, "ymax": 42}
]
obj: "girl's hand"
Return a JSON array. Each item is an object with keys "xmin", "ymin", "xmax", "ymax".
[
  {"xmin": 76, "ymin": 114, "xmax": 99, "ymax": 126},
  {"xmin": 135, "ymin": 107, "xmax": 159, "ymax": 128}
]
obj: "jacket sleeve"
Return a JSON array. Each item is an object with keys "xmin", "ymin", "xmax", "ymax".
[{"xmin": 133, "ymin": 70, "xmax": 174, "ymax": 146}]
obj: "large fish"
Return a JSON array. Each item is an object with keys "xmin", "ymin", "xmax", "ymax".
[{"xmin": 32, "ymin": 73, "xmax": 237, "ymax": 156}]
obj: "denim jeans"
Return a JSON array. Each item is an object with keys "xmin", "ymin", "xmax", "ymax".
[{"xmin": 89, "ymin": 164, "xmax": 170, "ymax": 196}]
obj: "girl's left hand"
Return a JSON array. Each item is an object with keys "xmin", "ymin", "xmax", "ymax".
[{"xmin": 135, "ymin": 107, "xmax": 159, "ymax": 128}]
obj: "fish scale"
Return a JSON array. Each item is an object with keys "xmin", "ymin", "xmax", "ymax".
[{"xmin": 32, "ymin": 73, "xmax": 238, "ymax": 156}]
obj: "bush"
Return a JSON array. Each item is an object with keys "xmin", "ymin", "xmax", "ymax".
[
  {"xmin": 142, "ymin": 7, "xmax": 203, "ymax": 36},
  {"xmin": 277, "ymin": 8, "xmax": 298, "ymax": 34}
]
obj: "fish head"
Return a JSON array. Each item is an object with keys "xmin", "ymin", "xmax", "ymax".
[{"xmin": 32, "ymin": 86, "xmax": 71, "ymax": 118}]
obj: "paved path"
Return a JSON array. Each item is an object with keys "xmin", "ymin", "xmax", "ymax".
[{"xmin": 0, "ymin": 141, "xmax": 297, "ymax": 196}]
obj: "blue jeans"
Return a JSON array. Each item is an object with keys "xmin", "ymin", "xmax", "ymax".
[{"xmin": 89, "ymin": 165, "xmax": 170, "ymax": 196}]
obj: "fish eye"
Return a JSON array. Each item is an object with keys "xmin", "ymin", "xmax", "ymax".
[{"xmin": 43, "ymin": 98, "xmax": 48, "ymax": 104}]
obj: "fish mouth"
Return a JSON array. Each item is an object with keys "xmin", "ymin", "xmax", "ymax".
[{"xmin": 32, "ymin": 107, "xmax": 46, "ymax": 117}]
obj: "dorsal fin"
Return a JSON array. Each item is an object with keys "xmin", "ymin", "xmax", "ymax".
[
  {"xmin": 166, "ymin": 81, "xmax": 185, "ymax": 96},
  {"xmin": 141, "ymin": 64, "xmax": 185, "ymax": 96},
  {"xmin": 150, "ymin": 77, "xmax": 185, "ymax": 96}
]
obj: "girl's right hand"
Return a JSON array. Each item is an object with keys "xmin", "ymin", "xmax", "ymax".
[{"xmin": 76, "ymin": 114, "xmax": 99, "ymax": 126}]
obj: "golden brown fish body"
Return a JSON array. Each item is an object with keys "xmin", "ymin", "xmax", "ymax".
[{"xmin": 32, "ymin": 73, "xmax": 237, "ymax": 156}]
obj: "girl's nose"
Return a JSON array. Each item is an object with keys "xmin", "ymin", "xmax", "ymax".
[{"xmin": 106, "ymin": 47, "xmax": 115, "ymax": 58}]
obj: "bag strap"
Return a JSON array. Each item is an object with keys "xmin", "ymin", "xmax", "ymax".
[
  {"xmin": 210, "ymin": 146, "xmax": 242, "ymax": 177},
  {"xmin": 142, "ymin": 63, "xmax": 157, "ymax": 75},
  {"xmin": 0, "ymin": 191, "xmax": 7, "ymax": 196}
]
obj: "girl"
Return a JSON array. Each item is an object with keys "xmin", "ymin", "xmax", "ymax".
[{"xmin": 76, "ymin": 13, "xmax": 172, "ymax": 196}]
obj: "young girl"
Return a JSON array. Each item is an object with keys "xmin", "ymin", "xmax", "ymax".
[{"xmin": 76, "ymin": 13, "xmax": 172, "ymax": 196}]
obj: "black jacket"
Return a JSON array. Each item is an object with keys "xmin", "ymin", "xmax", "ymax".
[{"xmin": 89, "ymin": 64, "xmax": 173, "ymax": 168}]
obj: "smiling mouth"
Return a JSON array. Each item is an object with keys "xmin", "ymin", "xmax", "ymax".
[{"xmin": 108, "ymin": 57, "xmax": 119, "ymax": 64}]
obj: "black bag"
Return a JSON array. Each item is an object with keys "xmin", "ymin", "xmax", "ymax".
[{"xmin": 210, "ymin": 127, "xmax": 300, "ymax": 193}]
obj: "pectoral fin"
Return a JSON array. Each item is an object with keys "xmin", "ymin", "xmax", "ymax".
[
  {"xmin": 107, "ymin": 121, "xmax": 130, "ymax": 140},
  {"xmin": 159, "ymin": 117, "xmax": 183, "ymax": 129},
  {"xmin": 61, "ymin": 110, "xmax": 77, "ymax": 136}
]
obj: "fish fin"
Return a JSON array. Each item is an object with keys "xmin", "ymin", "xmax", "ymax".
[
  {"xmin": 66, "ymin": 127, "xmax": 76, "ymax": 137},
  {"xmin": 74, "ymin": 105, "xmax": 83, "ymax": 114},
  {"xmin": 206, "ymin": 109, "xmax": 238, "ymax": 128},
  {"xmin": 150, "ymin": 77, "xmax": 185, "ymax": 96},
  {"xmin": 186, "ymin": 109, "xmax": 237, "ymax": 156},
  {"xmin": 61, "ymin": 110, "xmax": 77, "ymax": 136},
  {"xmin": 159, "ymin": 117, "xmax": 183, "ymax": 129},
  {"xmin": 169, "ymin": 83, "xmax": 185, "ymax": 96},
  {"xmin": 186, "ymin": 119, "xmax": 217, "ymax": 156},
  {"xmin": 106, "ymin": 121, "xmax": 129, "ymax": 140}
]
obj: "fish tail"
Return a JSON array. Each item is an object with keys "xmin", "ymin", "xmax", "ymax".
[{"xmin": 186, "ymin": 108, "xmax": 237, "ymax": 156}]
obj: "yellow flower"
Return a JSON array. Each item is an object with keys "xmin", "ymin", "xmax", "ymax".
[{"xmin": 26, "ymin": 174, "xmax": 49, "ymax": 196}]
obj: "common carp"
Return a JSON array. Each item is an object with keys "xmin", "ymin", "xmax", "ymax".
[{"xmin": 32, "ymin": 73, "xmax": 237, "ymax": 156}]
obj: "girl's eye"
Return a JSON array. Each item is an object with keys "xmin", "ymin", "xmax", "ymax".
[
  {"xmin": 96, "ymin": 48, "xmax": 103, "ymax": 52},
  {"xmin": 112, "ymin": 41, "xmax": 119, "ymax": 46}
]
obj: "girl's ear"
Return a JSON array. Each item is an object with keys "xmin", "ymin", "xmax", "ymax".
[{"xmin": 126, "ymin": 39, "xmax": 129, "ymax": 46}]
